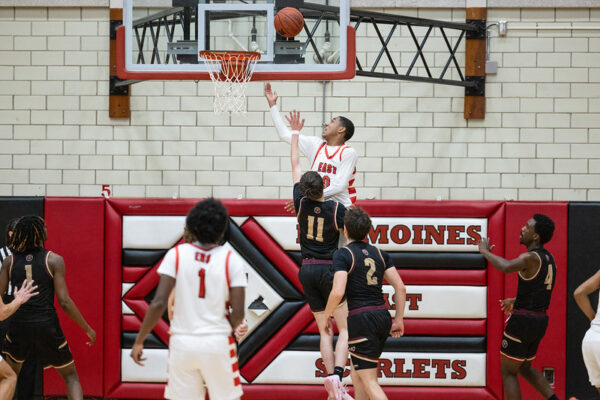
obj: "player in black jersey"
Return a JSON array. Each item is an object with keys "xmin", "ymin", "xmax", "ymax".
[
  {"xmin": 0, "ymin": 216, "xmax": 96, "ymax": 400},
  {"xmin": 289, "ymin": 112, "xmax": 351, "ymax": 400},
  {"xmin": 324, "ymin": 208, "xmax": 406, "ymax": 400},
  {"xmin": 478, "ymin": 214, "xmax": 559, "ymax": 400}
]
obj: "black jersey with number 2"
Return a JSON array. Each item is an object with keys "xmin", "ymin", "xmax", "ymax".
[
  {"xmin": 293, "ymin": 183, "xmax": 346, "ymax": 260},
  {"xmin": 513, "ymin": 247, "xmax": 556, "ymax": 312},
  {"xmin": 10, "ymin": 247, "xmax": 57, "ymax": 324},
  {"xmin": 333, "ymin": 241, "xmax": 394, "ymax": 310}
]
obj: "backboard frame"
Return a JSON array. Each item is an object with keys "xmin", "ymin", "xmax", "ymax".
[{"xmin": 115, "ymin": 0, "xmax": 356, "ymax": 81}]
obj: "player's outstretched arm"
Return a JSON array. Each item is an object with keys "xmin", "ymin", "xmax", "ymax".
[
  {"xmin": 264, "ymin": 82, "xmax": 278, "ymax": 108},
  {"xmin": 477, "ymin": 237, "xmax": 537, "ymax": 274},
  {"xmin": 288, "ymin": 110, "xmax": 305, "ymax": 184},
  {"xmin": 131, "ymin": 274, "xmax": 175, "ymax": 366},
  {"xmin": 574, "ymin": 269, "xmax": 600, "ymax": 321},
  {"xmin": 51, "ymin": 253, "xmax": 96, "ymax": 346},
  {"xmin": 384, "ymin": 267, "xmax": 406, "ymax": 337},
  {"xmin": 0, "ymin": 280, "xmax": 38, "ymax": 321}
]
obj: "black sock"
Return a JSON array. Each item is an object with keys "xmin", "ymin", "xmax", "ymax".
[
  {"xmin": 547, "ymin": 395, "xmax": 558, "ymax": 400},
  {"xmin": 333, "ymin": 366, "xmax": 344, "ymax": 381}
]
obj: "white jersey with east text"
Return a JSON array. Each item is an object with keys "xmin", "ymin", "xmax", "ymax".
[
  {"xmin": 271, "ymin": 105, "xmax": 357, "ymax": 207},
  {"xmin": 157, "ymin": 242, "xmax": 247, "ymax": 336}
]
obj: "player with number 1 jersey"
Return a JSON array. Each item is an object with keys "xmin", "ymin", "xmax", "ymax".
[{"xmin": 266, "ymin": 83, "xmax": 357, "ymax": 208}]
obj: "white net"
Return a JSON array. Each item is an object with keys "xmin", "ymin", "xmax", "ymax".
[{"xmin": 199, "ymin": 51, "xmax": 261, "ymax": 114}]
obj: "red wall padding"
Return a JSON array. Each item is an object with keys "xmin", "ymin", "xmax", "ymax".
[
  {"xmin": 43, "ymin": 197, "xmax": 104, "ymax": 397},
  {"xmin": 504, "ymin": 202, "xmax": 568, "ymax": 400}
]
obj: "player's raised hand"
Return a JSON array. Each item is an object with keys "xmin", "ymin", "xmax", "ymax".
[
  {"xmin": 284, "ymin": 200, "xmax": 296, "ymax": 214},
  {"xmin": 285, "ymin": 110, "xmax": 305, "ymax": 131},
  {"xmin": 500, "ymin": 298, "xmax": 515, "ymax": 315},
  {"xmin": 13, "ymin": 279, "xmax": 38, "ymax": 305},
  {"xmin": 130, "ymin": 343, "xmax": 147, "ymax": 366},
  {"xmin": 264, "ymin": 82, "xmax": 278, "ymax": 107},
  {"xmin": 390, "ymin": 319, "xmax": 404, "ymax": 337},
  {"xmin": 478, "ymin": 237, "xmax": 494, "ymax": 253}
]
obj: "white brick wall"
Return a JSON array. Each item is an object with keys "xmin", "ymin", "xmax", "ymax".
[{"xmin": 1, "ymin": 6, "xmax": 600, "ymax": 200}]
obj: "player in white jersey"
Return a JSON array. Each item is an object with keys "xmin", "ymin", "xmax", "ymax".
[
  {"xmin": 265, "ymin": 83, "xmax": 358, "ymax": 208},
  {"xmin": 574, "ymin": 268, "xmax": 600, "ymax": 394},
  {"xmin": 131, "ymin": 199, "xmax": 247, "ymax": 400}
]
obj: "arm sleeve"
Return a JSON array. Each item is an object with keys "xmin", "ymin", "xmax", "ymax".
[
  {"xmin": 333, "ymin": 248, "xmax": 353, "ymax": 273},
  {"xmin": 157, "ymin": 247, "xmax": 177, "ymax": 278},
  {"xmin": 228, "ymin": 254, "xmax": 248, "ymax": 288},
  {"xmin": 336, "ymin": 203, "xmax": 347, "ymax": 231},
  {"xmin": 293, "ymin": 183, "xmax": 302, "ymax": 211},
  {"xmin": 269, "ymin": 106, "xmax": 321, "ymax": 158},
  {"xmin": 323, "ymin": 148, "xmax": 357, "ymax": 198},
  {"xmin": 381, "ymin": 250, "xmax": 395, "ymax": 271}
]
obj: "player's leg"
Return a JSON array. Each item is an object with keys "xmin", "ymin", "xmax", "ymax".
[
  {"xmin": 355, "ymin": 368, "xmax": 387, "ymax": 400},
  {"xmin": 314, "ymin": 310, "xmax": 335, "ymax": 373},
  {"xmin": 165, "ymin": 335, "xmax": 207, "ymax": 400},
  {"xmin": 517, "ymin": 360, "xmax": 555, "ymax": 399},
  {"xmin": 349, "ymin": 363, "xmax": 368, "ymax": 400},
  {"xmin": 196, "ymin": 335, "xmax": 243, "ymax": 400},
  {"xmin": 332, "ymin": 301, "xmax": 349, "ymax": 371},
  {"xmin": 0, "ymin": 357, "xmax": 17, "ymax": 400},
  {"xmin": 54, "ymin": 362, "xmax": 83, "ymax": 400},
  {"xmin": 500, "ymin": 356, "xmax": 522, "ymax": 400}
]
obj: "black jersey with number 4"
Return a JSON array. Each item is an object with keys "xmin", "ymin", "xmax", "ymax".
[
  {"xmin": 10, "ymin": 247, "xmax": 57, "ymax": 324},
  {"xmin": 513, "ymin": 247, "xmax": 556, "ymax": 312},
  {"xmin": 293, "ymin": 183, "xmax": 346, "ymax": 260},
  {"xmin": 333, "ymin": 241, "xmax": 394, "ymax": 310}
]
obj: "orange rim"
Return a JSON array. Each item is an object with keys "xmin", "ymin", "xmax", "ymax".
[{"xmin": 199, "ymin": 51, "xmax": 261, "ymax": 62}]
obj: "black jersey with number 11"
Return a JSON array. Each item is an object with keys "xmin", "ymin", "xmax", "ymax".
[
  {"xmin": 333, "ymin": 241, "xmax": 395, "ymax": 310},
  {"xmin": 293, "ymin": 183, "xmax": 346, "ymax": 260}
]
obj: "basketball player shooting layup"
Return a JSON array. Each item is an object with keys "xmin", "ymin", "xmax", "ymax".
[
  {"xmin": 290, "ymin": 117, "xmax": 351, "ymax": 400},
  {"xmin": 265, "ymin": 82, "xmax": 358, "ymax": 208},
  {"xmin": 131, "ymin": 199, "xmax": 247, "ymax": 400},
  {"xmin": 478, "ymin": 214, "xmax": 560, "ymax": 400}
]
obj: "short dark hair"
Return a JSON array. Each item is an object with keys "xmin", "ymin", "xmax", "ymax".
[
  {"xmin": 186, "ymin": 198, "xmax": 229, "ymax": 245},
  {"xmin": 9, "ymin": 215, "xmax": 47, "ymax": 253},
  {"xmin": 299, "ymin": 171, "xmax": 323, "ymax": 201},
  {"xmin": 533, "ymin": 213, "xmax": 555, "ymax": 245},
  {"xmin": 4, "ymin": 217, "xmax": 20, "ymax": 246},
  {"xmin": 344, "ymin": 207, "xmax": 372, "ymax": 241},
  {"xmin": 338, "ymin": 116, "xmax": 354, "ymax": 141}
]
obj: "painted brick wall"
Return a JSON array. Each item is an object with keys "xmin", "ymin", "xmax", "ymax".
[{"xmin": 1, "ymin": 5, "xmax": 599, "ymax": 200}]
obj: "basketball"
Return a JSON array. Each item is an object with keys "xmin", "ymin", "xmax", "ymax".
[{"xmin": 274, "ymin": 7, "xmax": 304, "ymax": 38}]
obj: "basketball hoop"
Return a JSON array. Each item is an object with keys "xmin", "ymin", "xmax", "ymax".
[{"xmin": 199, "ymin": 51, "xmax": 261, "ymax": 114}]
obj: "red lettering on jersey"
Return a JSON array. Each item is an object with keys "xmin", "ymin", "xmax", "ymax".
[
  {"xmin": 195, "ymin": 252, "xmax": 211, "ymax": 263},
  {"xmin": 322, "ymin": 175, "xmax": 330, "ymax": 188},
  {"xmin": 333, "ymin": 166, "xmax": 337, "ymax": 174},
  {"xmin": 318, "ymin": 162, "xmax": 324, "ymax": 172}
]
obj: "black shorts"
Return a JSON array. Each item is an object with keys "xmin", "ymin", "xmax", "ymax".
[
  {"xmin": 501, "ymin": 312, "xmax": 549, "ymax": 362},
  {"xmin": 3, "ymin": 317, "xmax": 73, "ymax": 370},
  {"xmin": 299, "ymin": 263, "xmax": 333, "ymax": 312},
  {"xmin": 347, "ymin": 307, "xmax": 391, "ymax": 370}
]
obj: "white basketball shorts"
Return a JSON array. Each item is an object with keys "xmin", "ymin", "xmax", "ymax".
[
  {"xmin": 165, "ymin": 334, "xmax": 242, "ymax": 400},
  {"xmin": 582, "ymin": 325, "xmax": 600, "ymax": 387}
]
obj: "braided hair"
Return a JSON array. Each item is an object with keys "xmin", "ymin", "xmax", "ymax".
[
  {"xmin": 8, "ymin": 215, "xmax": 47, "ymax": 253},
  {"xmin": 4, "ymin": 217, "xmax": 20, "ymax": 248}
]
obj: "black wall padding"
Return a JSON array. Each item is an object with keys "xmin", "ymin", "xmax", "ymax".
[
  {"xmin": 122, "ymin": 332, "xmax": 167, "ymax": 349},
  {"xmin": 287, "ymin": 251, "xmax": 486, "ymax": 269},
  {"xmin": 122, "ymin": 249, "xmax": 168, "ymax": 266},
  {"xmin": 567, "ymin": 202, "xmax": 600, "ymax": 400},
  {"xmin": 238, "ymin": 301, "xmax": 305, "ymax": 366},
  {"xmin": 287, "ymin": 335, "xmax": 486, "ymax": 353},
  {"xmin": 0, "ymin": 197, "xmax": 44, "ymax": 247},
  {"xmin": 228, "ymin": 221, "xmax": 303, "ymax": 301}
]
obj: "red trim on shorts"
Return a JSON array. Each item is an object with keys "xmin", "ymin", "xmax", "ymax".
[
  {"xmin": 234, "ymin": 377, "xmax": 241, "ymax": 386},
  {"xmin": 175, "ymin": 246, "xmax": 179, "ymax": 274},
  {"xmin": 512, "ymin": 309, "xmax": 547, "ymax": 317},
  {"xmin": 310, "ymin": 143, "xmax": 326, "ymax": 170},
  {"xmin": 232, "ymin": 361, "xmax": 239, "ymax": 372},
  {"xmin": 229, "ymin": 336, "xmax": 235, "ymax": 345},
  {"xmin": 348, "ymin": 304, "xmax": 387, "ymax": 316},
  {"xmin": 350, "ymin": 196, "xmax": 357, "ymax": 205},
  {"xmin": 225, "ymin": 250, "xmax": 232, "ymax": 288},
  {"xmin": 348, "ymin": 187, "xmax": 356, "ymax": 195}
]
